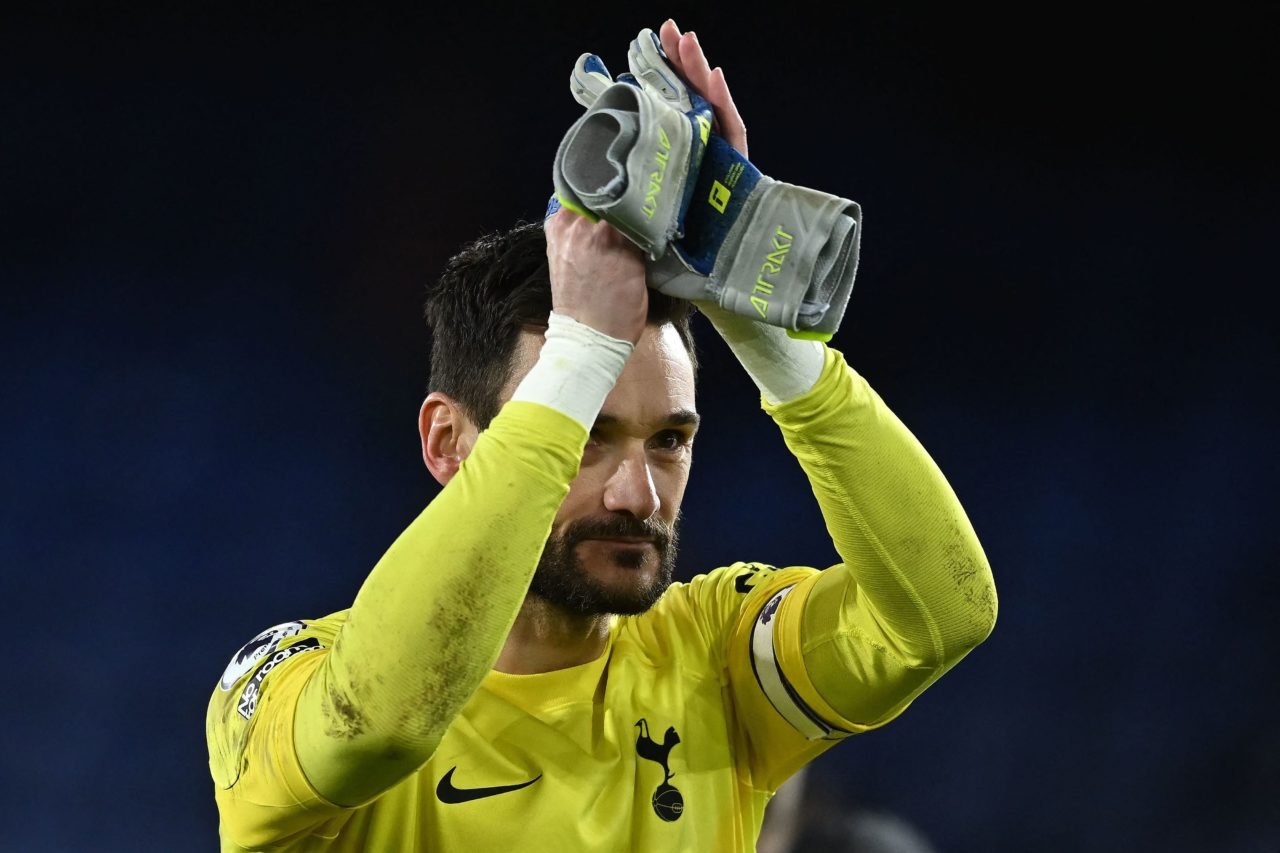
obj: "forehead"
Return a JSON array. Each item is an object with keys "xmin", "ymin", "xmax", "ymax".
[
  {"xmin": 605, "ymin": 323, "xmax": 696, "ymax": 421},
  {"xmin": 505, "ymin": 324, "xmax": 696, "ymax": 424}
]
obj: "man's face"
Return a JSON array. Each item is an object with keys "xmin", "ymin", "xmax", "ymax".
[{"xmin": 505, "ymin": 323, "xmax": 697, "ymax": 616}]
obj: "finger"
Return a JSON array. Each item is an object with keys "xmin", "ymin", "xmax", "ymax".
[
  {"xmin": 659, "ymin": 19, "xmax": 685, "ymax": 77},
  {"xmin": 708, "ymin": 67, "xmax": 748, "ymax": 157},
  {"xmin": 546, "ymin": 205, "xmax": 573, "ymax": 232},
  {"xmin": 549, "ymin": 204, "xmax": 593, "ymax": 233},
  {"xmin": 657, "ymin": 22, "xmax": 746, "ymax": 155},
  {"xmin": 543, "ymin": 211, "xmax": 565, "ymax": 254},
  {"xmin": 679, "ymin": 31, "xmax": 715, "ymax": 97},
  {"xmin": 570, "ymin": 53, "xmax": 614, "ymax": 107}
]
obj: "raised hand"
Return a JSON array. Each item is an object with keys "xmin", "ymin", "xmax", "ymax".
[
  {"xmin": 554, "ymin": 20, "xmax": 860, "ymax": 339},
  {"xmin": 543, "ymin": 207, "xmax": 649, "ymax": 345},
  {"xmin": 655, "ymin": 19, "xmax": 747, "ymax": 158},
  {"xmin": 567, "ymin": 19, "xmax": 747, "ymax": 158}
]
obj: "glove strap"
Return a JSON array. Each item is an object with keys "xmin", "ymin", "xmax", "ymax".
[
  {"xmin": 741, "ymin": 182, "xmax": 859, "ymax": 339},
  {"xmin": 660, "ymin": 136, "xmax": 861, "ymax": 338},
  {"xmin": 716, "ymin": 177, "xmax": 860, "ymax": 338}
]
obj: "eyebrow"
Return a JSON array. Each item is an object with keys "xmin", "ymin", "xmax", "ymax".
[{"xmin": 593, "ymin": 409, "xmax": 701, "ymax": 431}]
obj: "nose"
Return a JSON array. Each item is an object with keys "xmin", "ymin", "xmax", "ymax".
[{"xmin": 602, "ymin": 448, "xmax": 660, "ymax": 521}]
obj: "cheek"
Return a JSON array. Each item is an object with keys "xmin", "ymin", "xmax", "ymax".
[
  {"xmin": 654, "ymin": 459, "xmax": 692, "ymax": 517},
  {"xmin": 553, "ymin": 464, "xmax": 609, "ymax": 526}
]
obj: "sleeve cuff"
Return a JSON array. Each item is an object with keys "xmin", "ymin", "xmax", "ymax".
[{"xmin": 760, "ymin": 345, "xmax": 869, "ymax": 428}]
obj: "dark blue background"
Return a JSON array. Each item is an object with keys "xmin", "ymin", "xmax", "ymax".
[{"xmin": 3, "ymin": 6, "xmax": 1277, "ymax": 851}]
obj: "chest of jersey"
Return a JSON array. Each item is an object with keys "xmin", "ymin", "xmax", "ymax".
[{"xmin": 341, "ymin": 634, "xmax": 757, "ymax": 852}]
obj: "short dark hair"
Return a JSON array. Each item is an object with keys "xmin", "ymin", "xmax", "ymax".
[{"xmin": 424, "ymin": 221, "xmax": 698, "ymax": 429}]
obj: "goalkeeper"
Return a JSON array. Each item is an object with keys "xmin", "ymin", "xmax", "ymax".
[{"xmin": 206, "ymin": 19, "xmax": 997, "ymax": 852}]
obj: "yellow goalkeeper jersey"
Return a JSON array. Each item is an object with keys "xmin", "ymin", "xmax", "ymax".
[
  {"xmin": 209, "ymin": 561, "xmax": 870, "ymax": 852},
  {"xmin": 207, "ymin": 346, "xmax": 997, "ymax": 851}
]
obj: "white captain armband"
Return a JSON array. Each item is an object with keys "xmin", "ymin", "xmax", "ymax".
[{"xmin": 749, "ymin": 585, "xmax": 852, "ymax": 741}]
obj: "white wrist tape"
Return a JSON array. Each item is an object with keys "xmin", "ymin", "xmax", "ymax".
[
  {"xmin": 510, "ymin": 311, "xmax": 634, "ymax": 430},
  {"xmin": 700, "ymin": 302, "xmax": 824, "ymax": 405}
]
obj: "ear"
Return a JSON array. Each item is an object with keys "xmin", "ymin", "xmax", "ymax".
[{"xmin": 419, "ymin": 392, "xmax": 478, "ymax": 486}]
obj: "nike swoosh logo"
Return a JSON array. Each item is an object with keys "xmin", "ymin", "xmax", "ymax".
[{"xmin": 435, "ymin": 766, "xmax": 542, "ymax": 804}]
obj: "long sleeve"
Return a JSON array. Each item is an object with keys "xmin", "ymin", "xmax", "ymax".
[
  {"xmin": 208, "ymin": 314, "xmax": 634, "ymax": 848},
  {"xmin": 291, "ymin": 401, "xmax": 588, "ymax": 806},
  {"xmin": 208, "ymin": 400, "xmax": 590, "ymax": 848},
  {"xmin": 763, "ymin": 345, "xmax": 997, "ymax": 729}
]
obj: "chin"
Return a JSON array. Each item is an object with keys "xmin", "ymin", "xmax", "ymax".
[
  {"xmin": 596, "ymin": 581, "xmax": 670, "ymax": 616},
  {"xmin": 579, "ymin": 565, "xmax": 659, "ymax": 608},
  {"xmin": 530, "ymin": 536, "xmax": 677, "ymax": 617}
]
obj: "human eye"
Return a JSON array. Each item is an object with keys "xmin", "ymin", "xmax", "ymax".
[{"xmin": 651, "ymin": 429, "xmax": 692, "ymax": 453}]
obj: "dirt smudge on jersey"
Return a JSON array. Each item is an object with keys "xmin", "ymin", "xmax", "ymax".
[
  {"xmin": 323, "ymin": 677, "xmax": 370, "ymax": 741},
  {"xmin": 397, "ymin": 567, "xmax": 499, "ymax": 745}
]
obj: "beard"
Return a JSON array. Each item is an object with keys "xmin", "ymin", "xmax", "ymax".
[{"xmin": 528, "ymin": 511, "xmax": 680, "ymax": 617}]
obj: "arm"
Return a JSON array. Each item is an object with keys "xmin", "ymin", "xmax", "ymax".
[
  {"xmin": 212, "ymin": 215, "xmax": 650, "ymax": 847},
  {"xmin": 294, "ymin": 214, "xmax": 650, "ymax": 806},
  {"xmin": 666, "ymin": 21, "xmax": 995, "ymax": 725},
  {"xmin": 215, "ymin": 367, "xmax": 603, "ymax": 846},
  {"xmin": 761, "ymin": 345, "xmax": 998, "ymax": 728},
  {"xmin": 292, "ymin": 399, "xmax": 589, "ymax": 805}
]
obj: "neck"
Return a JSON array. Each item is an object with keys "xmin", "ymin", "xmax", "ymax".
[{"xmin": 494, "ymin": 595, "xmax": 613, "ymax": 674}]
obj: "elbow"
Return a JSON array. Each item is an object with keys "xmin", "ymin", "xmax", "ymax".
[
  {"xmin": 973, "ymin": 560, "xmax": 999, "ymax": 642},
  {"xmin": 326, "ymin": 693, "xmax": 455, "ymax": 784},
  {"xmin": 300, "ymin": 667, "xmax": 451, "ymax": 806},
  {"xmin": 909, "ymin": 548, "xmax": 997, "ymax": 669},
  {"xmin": 354, "ymin": 728, "xmax": 443, "ymax": 771},
  {"xmin": 938, "ymin": 563, "xmax": 998, "ymax": 663},
  {"xmin": 307, "ymin": 730, "xmax": 444, "ymax": 809},
  {"xmin": 947, "ymin": 606, "xmax": 997, "ymax": 663}
]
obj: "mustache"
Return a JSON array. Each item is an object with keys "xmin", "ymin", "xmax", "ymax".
[{"xmin": 561, "ymin": 514, "xmax": 675, "ymax": 549}]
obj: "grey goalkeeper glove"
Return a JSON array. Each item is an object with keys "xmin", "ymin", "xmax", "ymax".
[{"xmin": 553, "ymin": 28, "xmax": 861, "ymax": 340}]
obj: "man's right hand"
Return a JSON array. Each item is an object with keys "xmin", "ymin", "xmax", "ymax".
[{"xmin": 544, "ymin": 208, "xmax": 649, "ymax": 345}]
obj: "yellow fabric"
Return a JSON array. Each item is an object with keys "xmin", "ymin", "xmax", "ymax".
[
  {"xmin": 295, "ymin": 401, "xmax": 587, "ymax": 807},
  {"xmin": 205, "ymin": 346, "xmax": 998, "ymax": 850},
  {"xmin": 210, "ymin": 628, "xmax": 351, "ymax": 849},
  {"xmin": 767, "ymin": 571, "xmax": 897, "ymax": 737},
  {"xmin": 208, "ymin": 399, "xmax": 587, "ymax": 846},
  {"xmin": 210, "ymin": 564, "xmax": 836, "ymax": 851},
  {"xmin": 763, "ymin": 347, "xmax": 997, "ymax": 728}
]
